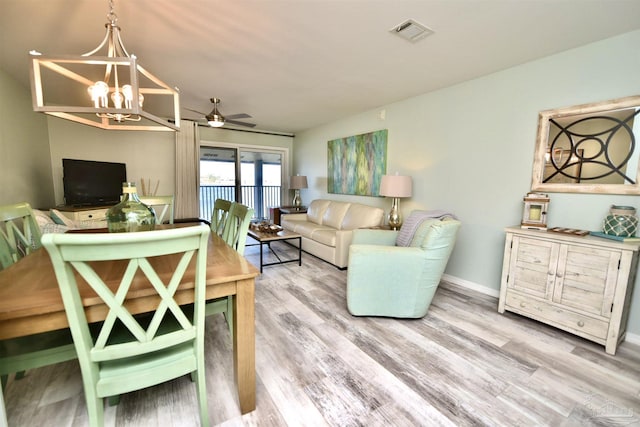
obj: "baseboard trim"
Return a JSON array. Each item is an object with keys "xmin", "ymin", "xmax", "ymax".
[
  {"xmin": 625, "ymin": 332, "xmax": 640, "ymax": 346},
  {"xmin": 442, "ymin": 274, "xmax": 500, "ymax": 298},
  {"xmin": 441, "ymin": 274, "xmax": 640, "ymax": 350}
]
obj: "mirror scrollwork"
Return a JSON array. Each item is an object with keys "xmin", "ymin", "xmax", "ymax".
[{"xmin": 531, "ymin": 95, "xmax": 640, "ymax": 194}]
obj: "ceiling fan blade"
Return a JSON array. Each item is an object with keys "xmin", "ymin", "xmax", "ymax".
[
  {"xmin": 226, "ymin": 119, "xmax": 256, "ymax": 128},
  {"xmin": 184, "ymin": 107, "xmax": 207, "ymax": 116},
  {"xmin": 225, "ymin": 113, "xmax": 252, "ymax": 120},
  {"xmin": 181, "ymin": 113, "xmax": 206, "ymax": 122}
]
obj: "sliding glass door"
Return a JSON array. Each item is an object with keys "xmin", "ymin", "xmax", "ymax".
[{"xmin": 199, "ymin": 145, "xmax": 284, "ymax": 221}]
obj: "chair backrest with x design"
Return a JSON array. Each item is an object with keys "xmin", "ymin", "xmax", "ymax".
[
  {"xmin": 221, "ymin": 202, "xmax": 254, "ymax": 256},
  {"xmin": 0, "ymin": 202, "xmax": 42, "ymax": 264},
  {"xmin": 0, "ymin": 234, "xmax": 13, "ymax": 270},
  {"xmin": 211, "ymin": 198, "xmax": 232, "ymax": 236},
  {"xmin": 139, "ymin": 195, "xmax": 175, "ymax": 225},
  {"xmin": 41, "ymin": 225, "xmax": 211, "ymax": 426}
]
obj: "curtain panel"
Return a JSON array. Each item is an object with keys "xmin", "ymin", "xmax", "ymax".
[{"xmin": 174, "ymin": 121, "xmax": 200, "ymax": 219}]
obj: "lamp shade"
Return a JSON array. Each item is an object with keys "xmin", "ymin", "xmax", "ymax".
[
  {"xmin": 290, "ymin": 175, "xmax": 308, "ymax": 189},
  {"xmin": 379, "ymin": 175, "xmax": 412, "ymax": 197}
]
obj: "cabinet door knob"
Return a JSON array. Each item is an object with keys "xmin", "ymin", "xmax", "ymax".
[
  {"xmin": 520, "ymin": 302, "xmax": 526, "ymax": 308},
  {"xmin": 577, "ymin": 320, "xmax": 585, "ymax": 327}
]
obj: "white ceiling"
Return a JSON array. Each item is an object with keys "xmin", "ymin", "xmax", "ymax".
[{"xmin": 2, "ymin": 0, "xmax": 640, "ymax": 134}]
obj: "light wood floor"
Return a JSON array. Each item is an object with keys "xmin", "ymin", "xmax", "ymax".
[{"xmin": 4, "ymin": 240, "xmax": 640, "ymax": 426}]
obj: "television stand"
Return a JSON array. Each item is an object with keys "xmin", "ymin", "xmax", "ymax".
[{"xmin": 55, "ymin": 204, "xmax": 114, "ymax": 222}]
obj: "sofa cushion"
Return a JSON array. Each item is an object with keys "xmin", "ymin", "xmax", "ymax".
[
  {"xmin": 311, "ymin": 229, "xmax": 338, "ymax": 247},
  {"xmin": 342, "ymin": 203, "xmax": 383, "ymax": 230},
  {"xmin": 322, "ymin": 201, "xmax": 350, "ymax": 230},
  {"xmin": 293, "ymin": 221, "xmax": 328, "ymax": 237},
  {"xmin": 307, "ymin": 200, "xmax": 331, "ymax": 225}
]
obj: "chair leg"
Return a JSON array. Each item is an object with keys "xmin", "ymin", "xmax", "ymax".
[
  {"xmin": 84, "ymin": 394, "xmax": 104, "ymax": 427},
  {"xmin": 194, "ymin": 368, "xmax": 209, "ymax": 426}
]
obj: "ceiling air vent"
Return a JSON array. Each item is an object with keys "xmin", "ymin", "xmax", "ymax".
[{"xmin": 390, "ymin": 19, "xmax": 434, "ymax": 43}]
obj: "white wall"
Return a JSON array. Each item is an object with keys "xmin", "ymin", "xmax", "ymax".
[
  {"xmin": 0, "ymin": 68, "xmax": 54, "ymax": 208},
  {"xmin": 293, "ymin": 30, "xmax": 640, "ymax": 336},
  {"xmin": 47, "ymin": 118, "xmax": 176, "ymax": 205}
]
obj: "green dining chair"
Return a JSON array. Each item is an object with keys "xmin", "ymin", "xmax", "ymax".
[
  {"xmin": 0, "ymin": 202, "xmax": 77, "ymax": 390},
  {"xmin": 210, "ymin": 198, "xmax": 232, "ymax": 236},
  {"xmin": 221, "ymin": 202, "xmax": 254, "ymax": 256},
  {"xmin": 41, "ymin": 226, "xmax": 211, "ymax": 427},
  {"xmin": 205, "ymin": 197, "xmax": 232, "ymax": 325},
  {"xmin": 205, "ymin": 202, "xmax": 255, "ymax": 337},
  {"xmin": 139, "ymin": 195, "xmax": 175, "ymax": 225},
  {"xmin": 0, "ymin": 231, "xmax": 12, "ymax": 270},
  {"xmin": 0, "ymin": 202, "xmax": 43, "ymax": 263}
]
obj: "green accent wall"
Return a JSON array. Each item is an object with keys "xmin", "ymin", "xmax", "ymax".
[{"xmin": 0, "ymin": 68, "xmax": 53, "ymax": 208}]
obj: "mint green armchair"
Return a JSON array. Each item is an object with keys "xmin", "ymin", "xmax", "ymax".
[{"xmin": 347, "ymin": 218, "xmax": 461, "ymax": 318}]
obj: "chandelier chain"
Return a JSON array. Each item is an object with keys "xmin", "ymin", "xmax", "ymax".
[{"xmin": 107, "ymin": 0, "xmax": 117, "ymax": 25}]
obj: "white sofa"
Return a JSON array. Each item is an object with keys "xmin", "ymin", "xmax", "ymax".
[{"xmin": 281, "ymin": 199, "xmax": 384, "ymax": 268}]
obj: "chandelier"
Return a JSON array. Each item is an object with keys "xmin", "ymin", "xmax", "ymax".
[{"xmin": 29, "ymin": 0, "xmax": 180, "ymax": 131}]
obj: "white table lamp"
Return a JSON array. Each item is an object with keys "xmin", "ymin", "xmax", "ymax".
[
  {"xmin": 379, "ymin": 174, "xmax": 412, "ymax": 230},
  {"xmin": 290, "ymin": 175, "xmax": 308, "ymax": 207}
]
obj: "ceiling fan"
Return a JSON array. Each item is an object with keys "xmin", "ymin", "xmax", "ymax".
[{"xmin": 185, "ymin": 98, "xmax": 256, "ymax": 128}]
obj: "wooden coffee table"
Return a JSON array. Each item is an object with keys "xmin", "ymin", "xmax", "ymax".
[{"xmin": 247, "ymin": 228, "xmax": 302, "ymax": 273}]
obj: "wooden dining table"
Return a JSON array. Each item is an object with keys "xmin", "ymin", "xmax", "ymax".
[{"xmin": 0, "ymin": 224, "xmax": 260, "ymax": 415}]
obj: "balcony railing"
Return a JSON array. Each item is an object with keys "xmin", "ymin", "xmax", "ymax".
[{"xmin": 199, "ymin": 185, "xmax": 281, "ymax": 221}]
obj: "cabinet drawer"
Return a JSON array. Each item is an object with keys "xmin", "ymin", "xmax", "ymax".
[
  {"xmin": 74, "ymin": 209, "xmax": 108, "ymax": 221},
  {"xmin": 505, "ymin": 291, "xmax": 608, "ymax": 341}
]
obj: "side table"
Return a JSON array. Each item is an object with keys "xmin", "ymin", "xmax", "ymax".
[{"xmin": 270, "ymin": 206, "xmax": 307, "ymax": 225}]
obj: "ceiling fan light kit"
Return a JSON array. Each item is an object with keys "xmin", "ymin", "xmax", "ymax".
[
  {"xmin": 186, "ymin": 97, "xmax": 256, "ymax": 129},
  {"xmin": 29, "ymin": 0, "xmax": 180, "ymax": 131},
  {"xmin": 206, "ymin": 98, "xmax": 226, "ymax": 127}
]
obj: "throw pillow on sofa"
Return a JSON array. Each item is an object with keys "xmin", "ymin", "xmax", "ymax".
[
  {"xmin": 32, "ymin": 209, "xmax": 55, "ymax": 228},
  {"xmin": 32, "ymin": 209, "xmax": 71, "ymax": 234},
  {"xmin": 49, "ymin": 209, "xmax": 76, "ymax": 227}
]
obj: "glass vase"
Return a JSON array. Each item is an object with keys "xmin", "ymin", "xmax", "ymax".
[
  {"xmin": 602, "ymin": 205, "xmax": 638, "ymax": 237},
  {"xmin": 107, "ymin": 182, "xmax": 156, "ymax": 232}
]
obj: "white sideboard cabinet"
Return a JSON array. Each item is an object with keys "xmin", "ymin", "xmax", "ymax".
[
  {"xmin": 498, "ymin": 226, "xmax": 639, "ymax": 355},
  {"xmin": 56, "ymin": 206, "xmax": 111, "ymax": 222}
]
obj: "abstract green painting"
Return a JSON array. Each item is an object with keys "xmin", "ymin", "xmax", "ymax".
[{"xmin": 327, "ymin": 129, "xmax": 387, "ymax": 196}]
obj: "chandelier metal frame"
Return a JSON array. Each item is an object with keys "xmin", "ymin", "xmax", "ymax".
[{"xmin": 29, "ymin": 0, "xmax": 180, "ymax": 131}]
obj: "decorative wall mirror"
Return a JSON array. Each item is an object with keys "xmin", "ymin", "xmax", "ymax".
[{"xmin": 531, "ymin": 95, "xmax": 640, "ymax": 194}]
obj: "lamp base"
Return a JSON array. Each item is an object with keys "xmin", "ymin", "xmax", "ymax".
[
  {"xmin": 292, "ymin": 189, "xmax": 302, "ymax": 207},
  {"xmin": 388, "ymin": 197, "xmax": 402, "ymax": 230}
]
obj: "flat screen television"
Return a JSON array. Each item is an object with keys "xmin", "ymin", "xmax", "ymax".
[{"xmin": 63, "ymin": 158, "xmax": 127, "ymax": 206}]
